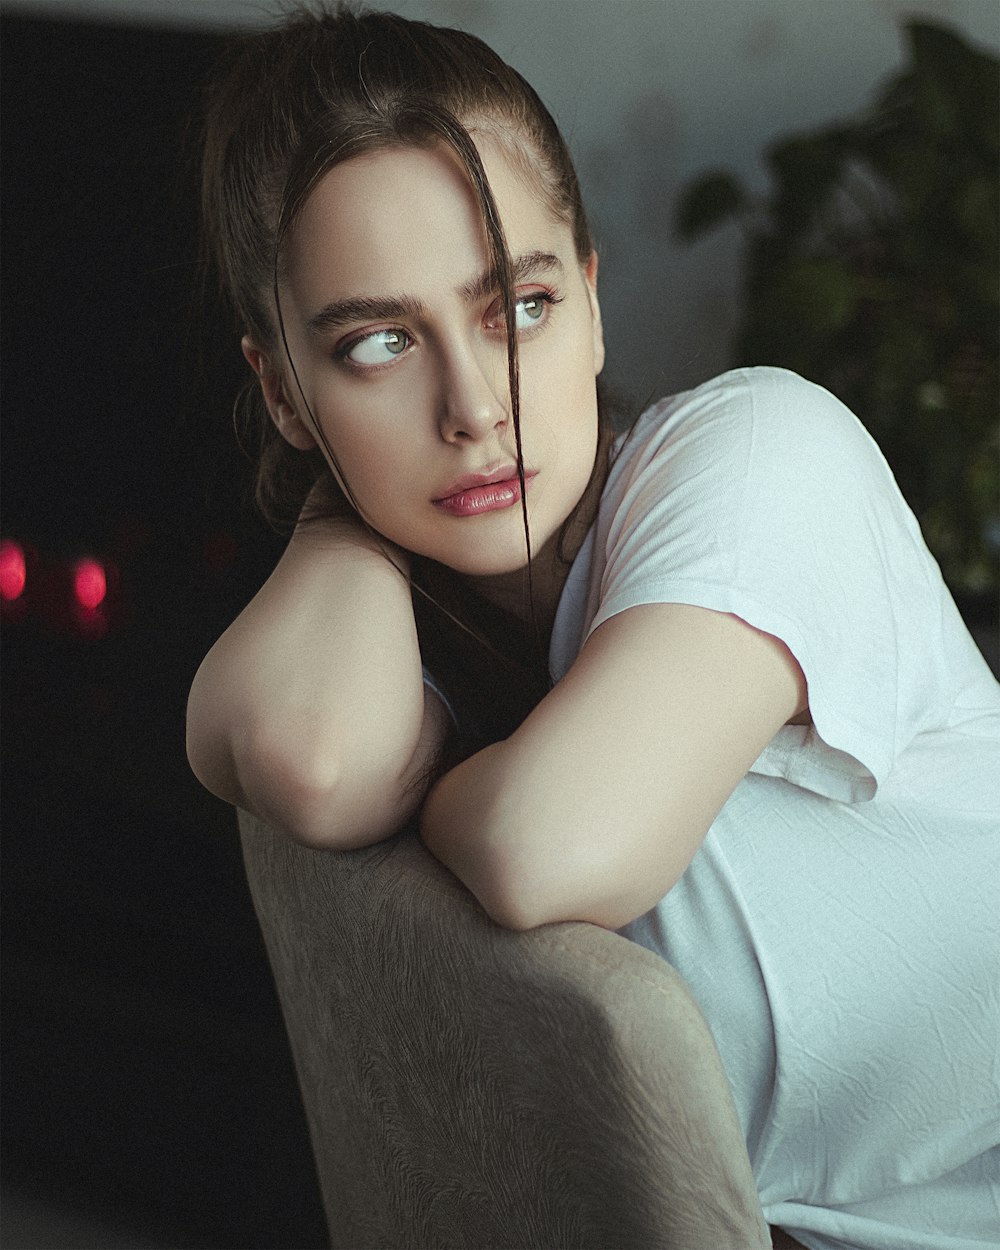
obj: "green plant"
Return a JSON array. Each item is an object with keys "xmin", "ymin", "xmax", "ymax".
[{"xmin": 675, "ymin": 20, "xmax": 999, "ymax": 595}]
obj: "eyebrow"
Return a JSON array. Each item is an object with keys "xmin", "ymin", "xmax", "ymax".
[{"xmin": 306, "ymin": 250, "xmax": 564, "ymax": 336}]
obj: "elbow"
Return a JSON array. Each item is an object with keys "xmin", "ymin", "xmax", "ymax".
[
  {"xmin": 476, "ymin": 870, "xmax": 548, "ymax": 933},
  {"xmin": 420, "ymin": 754, "xmax": 560, "ymax": 931},
  {"xmin": 475, "ymin": 847, "xmax": 594, "ymax": 932},
  {"xmin": 418, "ymin": 751, "xmax": 676, "ymax": 931},
  {"xmin": 236, "ymin": 732, "xmax": 400, "ymax": 851},
  {"xmin": 441, "ymin": 824, "xmax": 581, "ymax": 933},
  {"xmin": 186, "ymin": 689, "xmax": 413, "ymax": 851},
  {"xmin": 451, "ymin": 820, "xmax": 672, "ymax": 933},
  {"xmin": 245, "ymin": 748, "xmax": 344, "ymax": 849},
  {"xmin": 421, "ymin": 809, "xmax": 535, "ymax": 931},
  {"xmin": 186, "ymin": 656, "xmax": 406, "ymax": 850}
]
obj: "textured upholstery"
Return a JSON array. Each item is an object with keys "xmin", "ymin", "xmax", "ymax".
[{"xmin": 238, "ymin": 810, "xmax": 784, "ymax": 1250}]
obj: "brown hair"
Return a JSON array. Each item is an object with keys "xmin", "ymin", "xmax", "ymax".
[{"xmin": 200, "ymin": 3, "xmax": 615, "ymax": 742}]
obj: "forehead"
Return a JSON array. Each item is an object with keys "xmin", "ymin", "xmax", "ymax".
[{"xmin": 283, "ymin": 137, "xmax": 573, "ymax": 307}]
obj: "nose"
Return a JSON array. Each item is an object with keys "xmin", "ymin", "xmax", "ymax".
[{"xmin": 437, "ymin": 343, "xmax": 509, "ymax": 444}]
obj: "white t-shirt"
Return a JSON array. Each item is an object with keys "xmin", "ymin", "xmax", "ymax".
[{"xmin": 548, "ymin": 368, "xmax": 1000, "ymax": 1250}]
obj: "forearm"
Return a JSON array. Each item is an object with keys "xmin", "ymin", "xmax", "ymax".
[
  {"xmin": 419, "ymin": 735, "xmax": 616, "ymax": 931},
  {"xmin": 187, "ymin": 517, "xmax": 440, "ymax": 846},
  {"xmin": 419, "ymin": 742, "xmax": 515, "ymax": 919},
  {"xmin": 419, "ymin": 735, "xmax": 671, "ymax": 933},
  {"xmin": 421, "ymin": 604, "xmax": 806, "ymax": 933}
]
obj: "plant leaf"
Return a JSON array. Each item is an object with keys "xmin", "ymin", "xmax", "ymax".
[
  {"xmin": 766, "ymin": 128, "xmax": 852, "ymax": 240},
  {"xmin": 906, "ymin": 20, "xmax": 1000, "ymax": 152},
  {"xmin": 771, "ymin": 256, "xmax": 860, "ymax": 336},
  {"xmin": 673, "ymin": 172, "xmax": 747, "ymax": 241}
]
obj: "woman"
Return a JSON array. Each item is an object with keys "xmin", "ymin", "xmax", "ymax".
[{"xmin": 186, "ymin": 7, "xmax": 1000, "ymax": 1248}]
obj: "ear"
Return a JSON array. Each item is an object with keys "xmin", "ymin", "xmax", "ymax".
[
  {"xmin": 583, "ymin": 251, "xmax": 605, "ymax": 377},
  {"xmin": 241, "ymin": 336, "xmax": 317, "ymax": 451}
]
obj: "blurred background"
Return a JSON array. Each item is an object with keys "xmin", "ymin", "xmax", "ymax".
[{"xmin": 1, "ymin": 1, "xmax": 997, "ymax": 1247}]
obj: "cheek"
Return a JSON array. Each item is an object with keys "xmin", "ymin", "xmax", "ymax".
[
  {"xmin": 525, "ymin": 333, "xmax": 599, "ymax": 439},
  {"xmin": 521, "ymin": 373, "xmax": 598, "ymax": 506},
  {"xmin": 312, "ymin": 382, "xmax": 423, "ymax": 489},
  {"xmin": 338, "ymin": 427, "xmax": 414, "ymax": 497}
]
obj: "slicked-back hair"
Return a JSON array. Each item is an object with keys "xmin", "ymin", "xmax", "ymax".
[{"xmin": 200, "ymin": 4, "xmax": 616, "ymax": 736}]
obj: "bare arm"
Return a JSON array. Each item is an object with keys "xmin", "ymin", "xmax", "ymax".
[
  {"xmin": 420, "ymin": 603, "xmax": 807, "ymax": 930},
  {"xmin": 186, "ymin": 516, "xmax": 449, "ymax": 848}
]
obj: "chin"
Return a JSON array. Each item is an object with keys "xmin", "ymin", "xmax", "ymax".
[
  {"xmin": 441, "ymin": 548, "xmax": 533, "ymax": 579},
  {"xmin": 403, "ymin": 504, "xmax": 569, "ymax": 579}
]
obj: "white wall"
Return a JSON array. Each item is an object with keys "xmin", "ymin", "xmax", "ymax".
[{"xmin": 9, "ymin": 0, "xmax": 998, "ymax": 405}]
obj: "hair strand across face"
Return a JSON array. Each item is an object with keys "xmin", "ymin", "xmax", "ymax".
[{"xmin": 201, "ymin": 2, "xmax": 615, "ymax": 699}]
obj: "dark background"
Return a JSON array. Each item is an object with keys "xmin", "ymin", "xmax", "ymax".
[
  {"xmin": 1, "ymin": 10, "xmax": 996, "ymax": 1250},
  {"xmin": 1, "ymin": 13, "xmax": 328, "ymax": 1248}
]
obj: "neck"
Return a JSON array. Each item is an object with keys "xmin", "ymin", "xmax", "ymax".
[
  {"xmin": 463, "ymin": 515, "xmax": 587, "ymax": 649},
  {"xmin": 454, "ymin": 428, "xmax": 611, "ymax": 662}
]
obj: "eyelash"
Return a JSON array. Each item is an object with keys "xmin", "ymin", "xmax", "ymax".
[
  {"xmin": 333, "ymin": 288, "xmax": 563, "ymax": 372},
  {"xmin": 485, "ymin": 288, "xmax": 563, "ymax": 334}
]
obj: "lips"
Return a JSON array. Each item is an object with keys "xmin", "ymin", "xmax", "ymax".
[
  {"xmin": 434, "ymin": 464, "xmax": 522, "ymax": 499},
  {"xmin": 432, "ymin": 464, "xmax": 536, "ymax": 517}
]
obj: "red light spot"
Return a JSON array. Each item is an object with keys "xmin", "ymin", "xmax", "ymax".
[
  {"xmin": 74, "ymin": 558, "xmax": 107, "ymax": 610},
  {"xmin": 0, "ymin": 540, "xmax": 26, "ymax": 601}
]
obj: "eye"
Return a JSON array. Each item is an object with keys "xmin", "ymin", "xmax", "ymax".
[
  {"xmin": 514, "ymin": 294, "xmax": 548, "ymax": 331},
  {"xmin": 343, "ymin": 329, "xmax": 411, "ymax": 367},
  {"xmin": 486, "ymin": 289, "xmax": 559, "ymax": 335}
]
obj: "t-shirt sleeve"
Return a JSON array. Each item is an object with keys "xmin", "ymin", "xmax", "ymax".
[
  {"xmin": 587, "ymin": 367, "xmax": 950, "ymax": 802},
  {"xmin": 422, "ymin": 666, "xmax": 459, "ymax": 728}
]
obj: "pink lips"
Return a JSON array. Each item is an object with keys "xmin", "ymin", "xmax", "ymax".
[{"xmin": 432, "ymin": 465, "xmax": 536, "ymax": 517}]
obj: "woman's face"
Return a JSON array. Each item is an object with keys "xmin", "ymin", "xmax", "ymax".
[{"xmin": 249, "ymin": 134, "xmax": 604, "ymax": 579}]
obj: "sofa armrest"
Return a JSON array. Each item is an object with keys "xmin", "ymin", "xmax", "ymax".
[{"xmin": 238, "ymin": 809, "xmax": 772, "ymax": 1249}]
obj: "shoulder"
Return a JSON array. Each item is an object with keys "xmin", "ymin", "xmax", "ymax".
[
  {"xmin": 617, "ymin": 367, "xmax": 877, "ymax": 471},
  {"xmin": 602, "ymin": 367, "xmax": 900, "ymax": 534},
  {"xmin": 585, "ymin": 364, "xmax": 936, "ymax": 681}
]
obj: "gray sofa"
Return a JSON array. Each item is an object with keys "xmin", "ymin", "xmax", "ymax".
[{"xmin": 238, "ymin": 809, "xmax": 805, "ymax": 1249}]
